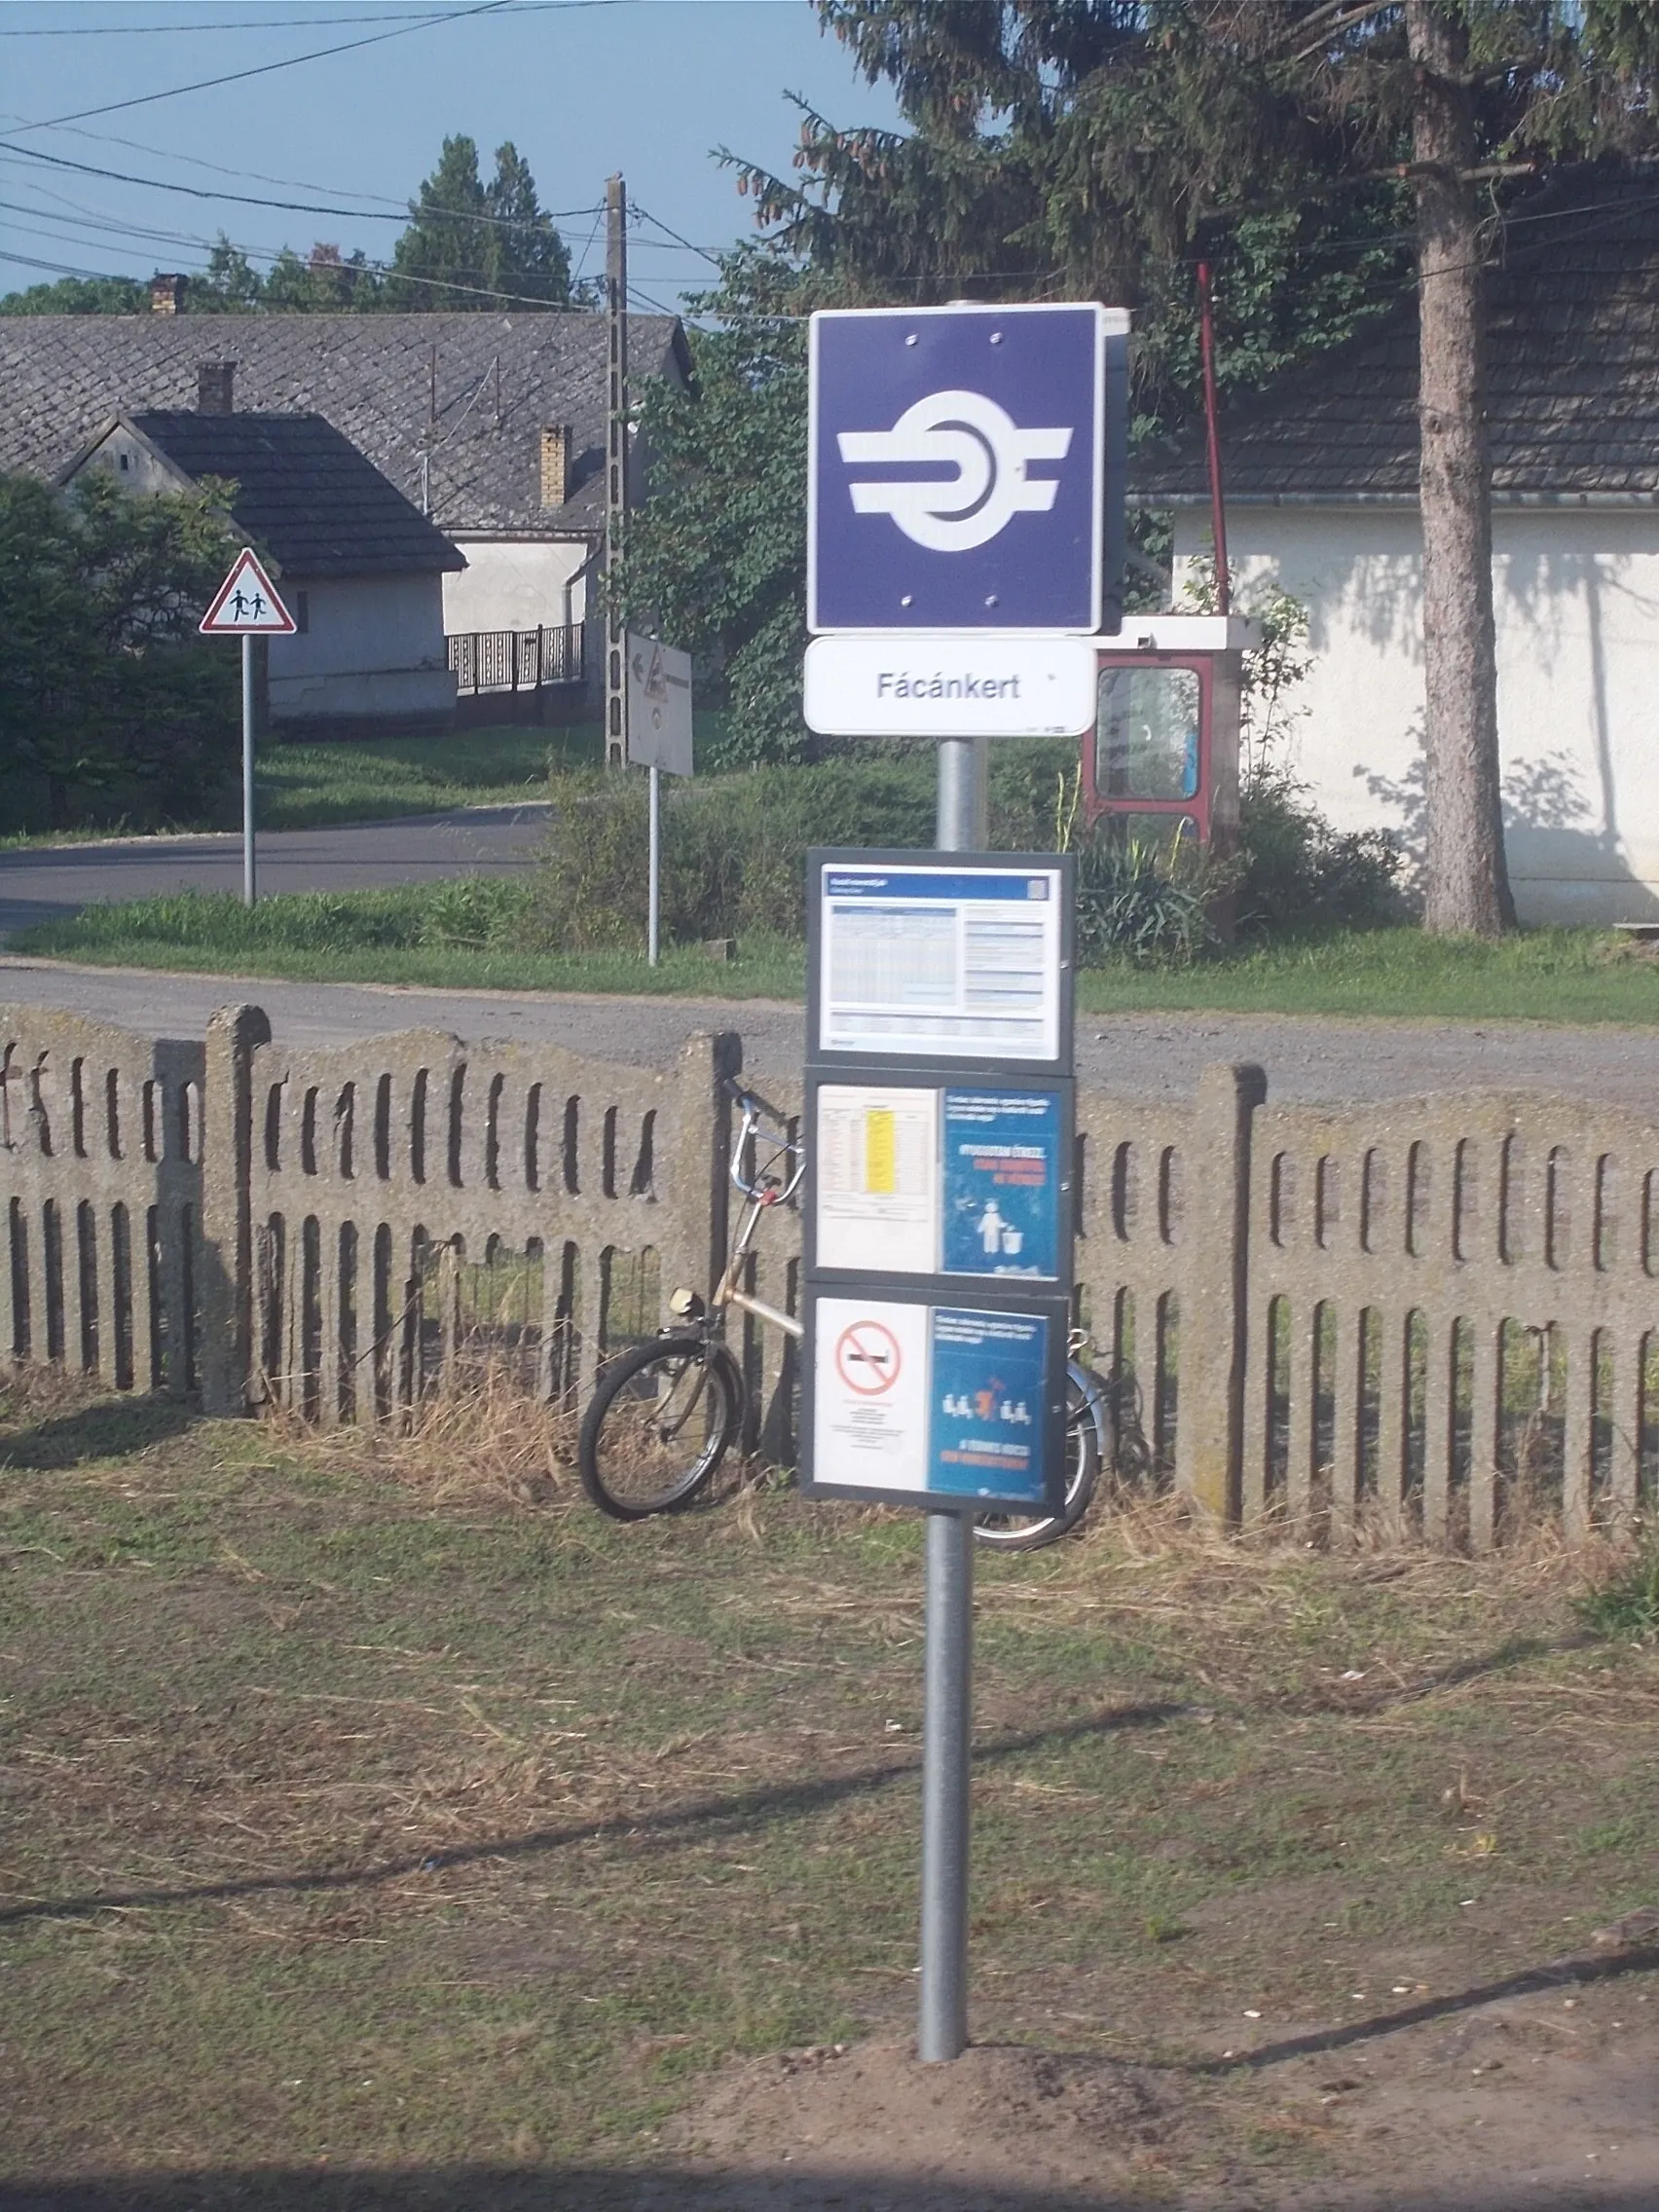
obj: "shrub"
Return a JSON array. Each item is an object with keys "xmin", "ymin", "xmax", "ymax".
[
  {"xmin": 1237, "ymin": 769, "xmax": 1404, "ymax": 936},
  {"xmin": 1073, "ymin": 824, "xmax": 1221, "ymax": 967},
  {"xmin": 532, "ymin": 760, "xmax": 937, "ymax": 949}
]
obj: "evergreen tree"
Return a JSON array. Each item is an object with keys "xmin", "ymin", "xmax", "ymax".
[
  {"xmin": 750, "ymin": 0, "xmax": 1659, "ymax": 935},
  {"xmin": 386, "ymin": 134, "xmax": 571, "ymax": 310}
]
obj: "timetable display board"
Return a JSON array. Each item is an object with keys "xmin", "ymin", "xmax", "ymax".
[
  {"xmin": 808, "ymin": 849, "xmax": 1074, "ymax": 1075},
  {"xmin": 808, "ymin": 1072, "xmax": 1072, "ymax": 1286},
  {"xmin": 800, "ymin": 1285, "xmax": 1070, "ymax": 1514}
]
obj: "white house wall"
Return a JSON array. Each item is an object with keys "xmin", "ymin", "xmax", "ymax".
[
  {"xmin": 1172, "ymin": 506, "xmax": 1659, "ymax": 925},
  {"xmin": 442, "ymin": 538, "xmax": 591, "ymax": 634},
  {"xmin": 268, "ymin": 571, "xmax": 455, "ymax": 725}
]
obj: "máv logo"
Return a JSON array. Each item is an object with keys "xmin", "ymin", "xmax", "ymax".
[{"xmin": 836, "ymin": 388, "xmax": 1073, "ymax": 554}]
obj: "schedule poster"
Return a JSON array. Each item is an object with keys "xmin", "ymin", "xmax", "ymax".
[
  {"xmin": 815, "ymin": 861, "xmax": 1065, "ymax": 1065},
  {"xmin": 940, "ymin": 1088, "xmax": 1062, "ymax": 1280}
]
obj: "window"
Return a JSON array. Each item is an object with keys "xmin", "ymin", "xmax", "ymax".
[
  {"xmin": 1096, "ymin": 666, "xmax": 1201, "ymax": 801},
  {"xmin": 118, "ymin": 451, "xmax": 130, "ymax": 472}
]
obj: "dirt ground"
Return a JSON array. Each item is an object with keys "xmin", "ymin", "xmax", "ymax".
[{"xmin": 9, "ymin": 1371, "xmax": 1659, "ymax": 2211}]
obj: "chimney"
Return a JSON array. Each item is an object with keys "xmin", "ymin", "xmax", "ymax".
[
  {"xmin": 197, "ymin": 360, "xmax": 237, "ymax": 415},
  {"xmin": 539, "ymin": 423, "xmax": 572, "ymax": 509},
  {"xmin": 150, "ymin": 273, "xmax": 186, "ymax": 315}
]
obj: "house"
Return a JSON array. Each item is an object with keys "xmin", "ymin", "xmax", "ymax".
[
  {"xmin": 0, "ymin": 293, "xmax": 690, "ymax": 681},
  {"xmin": 1132, "ymin": 167, "xmax": 1659, "ymax": 926},
  {"xmin": 60, "ymin": 379, "xmax": 465, "ymax": 735}
]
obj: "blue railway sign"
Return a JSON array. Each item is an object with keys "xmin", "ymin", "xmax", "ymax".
[{"xmin": 807, "ymin": 301, "xmax": 1128, "ymax": 636}]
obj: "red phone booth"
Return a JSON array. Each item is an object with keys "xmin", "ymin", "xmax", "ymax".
[{"xmin": 1080, "ymin": 614, "xmax": 1260, "ymax": 936}]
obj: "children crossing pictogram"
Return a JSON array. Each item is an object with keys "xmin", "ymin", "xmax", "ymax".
[{"xmin": 199, "ymin": 547, "xmax": 295, "ymax": 636}]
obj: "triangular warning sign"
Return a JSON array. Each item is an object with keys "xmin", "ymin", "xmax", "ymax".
[{"xmin": 200, "ymin": 546, "xmax": 295, "ymax": 636}]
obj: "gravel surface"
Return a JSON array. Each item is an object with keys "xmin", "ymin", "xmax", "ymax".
[{"xmin": 0, "ymin": 957, "xmax": 1656, "ymax": 1106}]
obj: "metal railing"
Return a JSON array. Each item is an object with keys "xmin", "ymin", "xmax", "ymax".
[{"xmin": 448, "ymin": 623, "xmax": 585, "ymax": 695}]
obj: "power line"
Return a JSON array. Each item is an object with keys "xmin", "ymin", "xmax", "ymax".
[
  {"xmin": 0, "ymin": 141, "xmax": 603, "ymax": 229},
  {"xmin": 0, "ymin": 0, "xmax": 526, "ymax": 140},
  {"xmin": 0, "ymin": 8, "xmax": 464, "ymax": 34}
]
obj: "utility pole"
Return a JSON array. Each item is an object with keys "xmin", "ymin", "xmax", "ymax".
[{"xmin": 604, "ymin": 171, "xmax": 629, "ymax": 768}]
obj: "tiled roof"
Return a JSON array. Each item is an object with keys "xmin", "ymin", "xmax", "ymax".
[
  {"xmin": 1132, "ymin": 170, "xmax": 1659, "ymax": 504},
  {"xmin": 0, "ymin": 309, "xmax": 686, "ymax": 535},
  {"xmin": 123, "ymin": 411, "xmax": 465, "ymax": 575}
]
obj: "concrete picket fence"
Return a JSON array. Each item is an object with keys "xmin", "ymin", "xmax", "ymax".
[{"xmin": 1, "ymin": 999, "xmax": 1654, "ymax": 1550}]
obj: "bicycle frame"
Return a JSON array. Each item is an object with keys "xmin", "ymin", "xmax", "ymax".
[{"xmin": 711, "ymin": 1091, "xmax": 804, "ymax": 1345}]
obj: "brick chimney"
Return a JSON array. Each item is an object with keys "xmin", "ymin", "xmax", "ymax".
[
  {"xmin": 539, "ymin": 423, "xmax": 572, "ymax": 509},
  {"xmin": 197, "ymin": 360, "xmax": 237, "ymax": 415},
  {"xmin": 150, "ymin": 273, "xmax": 186, "ymax": 315}
]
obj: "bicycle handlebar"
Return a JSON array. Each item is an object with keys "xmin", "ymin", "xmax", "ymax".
[{"xmin": 729, "ymin": 1090, "xmax": 805, "ymax": 1205}]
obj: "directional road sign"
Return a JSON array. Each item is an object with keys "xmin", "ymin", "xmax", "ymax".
[
  {"xmin": 626, "ymin": 633, "xmax": 693, "ymax": 775},
  {"xmin": 199, "ymin": 547, "xmax": 295, "ymax": 636},
  {"xmin": 808, "ymin": 302, "xmax": 1128, "ymax": 636}
]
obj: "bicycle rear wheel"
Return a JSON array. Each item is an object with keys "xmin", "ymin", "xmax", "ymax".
[
  {"xmin": 578, "ymin": 1335, "xmax": 739, "ymax": 1521},
  {"xmin": 973, "ymin": 1368, "xmax": 1101, "ymax": 1555}
]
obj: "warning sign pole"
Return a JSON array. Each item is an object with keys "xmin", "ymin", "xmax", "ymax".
[
  {"xmin": 200, "ymin": 547, "xmax": 294, "ymax": 909},
  {"xmin": 917, "ymin": 743, "xmax": 985, "ymax": 2066},
  {"xmin": 240, "ymin": 635, "xmax": 257, "ymax": 908}
]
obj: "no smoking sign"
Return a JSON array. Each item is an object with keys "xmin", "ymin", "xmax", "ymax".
[{"xmin": 835, "ymin": 1318, "xmax": 902, "ymax": 1395}]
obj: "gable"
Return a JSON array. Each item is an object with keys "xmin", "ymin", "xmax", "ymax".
[{"xmin": 0, "ymin": 309, "xmax": 687, "ymax": 536}]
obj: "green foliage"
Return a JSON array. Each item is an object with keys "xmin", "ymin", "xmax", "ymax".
[
  {"xmin": 624, "ymin": 252, "xmax": 808, "ymax": 766},
  {"xmin": 1238, "ymin": 770, "xmax": 1404, "ymax": 937},
  {"xmin": 0, "ymin": 471, "xmax": 237, "ymax": 830},
  {"xmin": 1578, "ymin": 1542, "xmax": 1659, "ymax": 1643},
  {"xmin": 0, "ymin": 136, "xmax": 571, "ymax": 317},
  {"xmin": 534, "ymin": 759, "xmax": 937, "ymax": 947},
  {"xmin": 1072, "ymin": 823, "xmax": 1219, "ymax": 967},
  {"xmin": 386, "ymin": 134, "xmax": 572, "ymax": 311},
  {"xmin": 0, "ymin": 273, "xmax": 149, "ymax": 316}
]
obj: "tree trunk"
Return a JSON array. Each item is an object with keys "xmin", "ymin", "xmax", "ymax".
[{"xmin": 1407, "ymin": 0, "xmax": 1515, "ymax": 935}]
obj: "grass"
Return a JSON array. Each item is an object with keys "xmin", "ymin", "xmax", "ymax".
[
  {"xmin": 4, "ymin": 1362, "xmax": 1659, "ymax": 2197},
  {"xmin": 15, "ymin": 885, "xmax": 1659, "ymax": 1026},
  {"xmin": 0, "ymin": 724, "xmax": 602, "ymax": 846}
]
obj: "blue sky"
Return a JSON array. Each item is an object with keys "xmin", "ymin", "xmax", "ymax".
[{"xmin": 0, "ymin": 0, "xmax": 901, "ymax": 309}]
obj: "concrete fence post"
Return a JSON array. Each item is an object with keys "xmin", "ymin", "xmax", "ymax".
[
  {"xmin": 200, "ymin": 1003, "xmax": 271, "ymax": 1416},
  {"xmin": 1174, "ymin": 1059, "xmax": 1266, "ymax": 1522},
  {"xmin": 657, "ymin": 1031, "xmax": 742, "ymax": 1323}
]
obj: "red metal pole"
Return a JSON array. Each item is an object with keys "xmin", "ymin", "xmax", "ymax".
[{"xmin": 1197, "ymin": 259, "xmax": 1230, "ymax": 616}]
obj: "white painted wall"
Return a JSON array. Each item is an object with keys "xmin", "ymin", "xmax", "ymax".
[
  {"xmin": 1173, "ymin": 505, "xmax": 1659, "ymax": 925},
  {"xmin": 442, "ymin": 536, "xmax": 592, "ymax": 633},
  {"xmin": 268, "ymin": 571, "xmax": 455, "ymax": 724}
]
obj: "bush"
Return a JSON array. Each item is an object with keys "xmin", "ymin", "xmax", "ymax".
[
  {"xmin": 533, "ymin": 760, "xmax": 940, "ymax": 949},
  {"xmin": 1073, "ymin": 825, "xmax": 1222, "ymax": 967},
  {"xmin": 0, "ymin": 469, "xmax": 238, "ymax": 831},
  {"xmin": 1237, "ymin": 770, "xmax": 1403, "ymax": 936}
]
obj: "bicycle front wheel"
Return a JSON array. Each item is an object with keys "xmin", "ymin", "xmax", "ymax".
[
  {"xmin": 578, "ymin": 1335, "xmax": 739, "ymax": 1521},
  {"xmin": 973, "ymin": 1367, "xmax": 1102, "ymax": 1555}
]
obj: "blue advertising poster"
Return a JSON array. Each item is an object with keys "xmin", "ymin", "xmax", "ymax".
[
  {"xmin": 941, "ymin": 1089, "xmax": 1061, "ymax": 1279},
  {"xmin": 927, "ymin": 1307, "xmax": 1049, "ymax": 1502}
]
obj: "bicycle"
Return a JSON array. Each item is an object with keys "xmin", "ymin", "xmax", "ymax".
[{"xmin": 576, "ymin": 1088, "xmax": 1152, "ymax": 1549}]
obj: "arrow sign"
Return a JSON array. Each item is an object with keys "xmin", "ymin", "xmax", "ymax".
[{"xmin": 200, "ymin": 546, "xmax": 295, "ymax": 636}]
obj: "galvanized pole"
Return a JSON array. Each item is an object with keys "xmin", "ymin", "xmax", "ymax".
[
  {"xmin": 647, "ymin": 760, "xmax": 661, "ymax": 966},
  {"xmin": 918, "ymin": 732, "xmax": 983, "ymax": 2065},
  {"xmin": 241, "ymin": 633, "xmax": 256, "ymax": 908},
  {"xmin": 604, "ymin": 173, "xmax": 630, "ymax": 770}
]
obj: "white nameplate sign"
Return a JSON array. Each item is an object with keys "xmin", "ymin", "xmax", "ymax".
[{"xmin": 803, "ymin": 633, "xmax": 1097, "ymax": 738}]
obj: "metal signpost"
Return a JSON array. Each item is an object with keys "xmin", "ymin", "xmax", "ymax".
[
  {"xmin": 199, "ymin": 546, "xmax": 295, "ymax": 908},
  {"xmin": 802, "ymin": 298, "xmax": 1125, "ymax": 2064},
  {"xmin": 626, "ymin": 633, "xmax": 693, "ymax": 967}
]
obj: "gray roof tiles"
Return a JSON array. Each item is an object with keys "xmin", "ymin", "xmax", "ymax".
[
  {"xmin": 123, "ymin": 410, "xmax": 465, "ymax": 576},
  {"xmin": 0, "ymin": 309, "xmax": 686, "ymax": 534},
  {"xmin": 1133, "ymin": 175, "xmax": 1659, "ymax": 504}
]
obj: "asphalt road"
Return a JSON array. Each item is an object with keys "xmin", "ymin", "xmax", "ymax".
[
  {"xmin": 0, "ymin": 955, "xmax": 1655, "ymax": 1106},
  {"xmin": 0, "ymin": 805, "xmax": 549, "ymax": 940}
]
